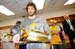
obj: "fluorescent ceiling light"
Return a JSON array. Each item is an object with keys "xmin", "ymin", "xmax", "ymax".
[
  {"xmin": 32, "ymin": 0, "xmax": 45, "ymax": 10},
  {"xmin": 64, "ymin": 0, "xmax": 75, "ymax": 5},
  {"xmin": 0, "ymin": 5, "xmax": 15, "ymax": 16}
]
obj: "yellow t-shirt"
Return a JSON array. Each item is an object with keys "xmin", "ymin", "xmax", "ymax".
[{"xmin": 50, "ymin": 25, "xmax": 62, "ymax": 44}]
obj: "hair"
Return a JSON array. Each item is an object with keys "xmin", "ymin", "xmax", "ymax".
[
  {"xmin": 26, "ymin": 2, "xmax": 37, "ymax": 14},
  {"xmin": 16, "ymin": 21, "xmax": 21, "ymax": 25}
]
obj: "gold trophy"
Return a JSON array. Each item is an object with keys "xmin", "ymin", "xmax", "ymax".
[{"xmin": 20, "ymin": 28, "xmax": 28, "ymax": 41}]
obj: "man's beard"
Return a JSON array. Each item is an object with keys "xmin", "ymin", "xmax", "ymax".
[{"xmin": 28, "ymin": 12, "xmax": 36, "ymax": 16}]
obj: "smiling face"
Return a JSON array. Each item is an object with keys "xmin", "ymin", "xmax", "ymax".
[
  {"xmin": 27, "ymin": 6, "xmax": 36, "ymax": 16},
  {"xmin": 26, "ymin": 2, "xmax": 37, "ymax": 16}
]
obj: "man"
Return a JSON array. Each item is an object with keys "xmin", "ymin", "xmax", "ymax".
[
  {"xmin": 11, "ymin": 21, "xmax": 22, "ymax": 43},
  {"xmin": 11, "ymin": 21, "xmax": 21, "ymax": 35},
  {"xmin": 22, "ymin": 2, "xmax": 50, "ymax": 49},
  {"xmin": 62, "ymin": 15, "xmax": 75, "ymax": 49},
  {"xmin": 10, "ymin": 21, "xmax": 21, "ymax": 49},
  {"xmin": 50, "ymin": 22, "xmax": 63, "ymax": 49}
]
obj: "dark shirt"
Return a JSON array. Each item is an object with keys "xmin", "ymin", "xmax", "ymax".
[{"xmin": 59, "ymin": 26, "xmax": 64, "ymax": 41}]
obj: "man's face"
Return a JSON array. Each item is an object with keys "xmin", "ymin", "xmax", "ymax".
[
  {"xmin": 63, "ymin": 15, "xmax": 69, "ymax": 20},
  {"xmin": 27, "ymin": 6, "xmax": 35, "ymax": 16},
  {"xmin": 50, "ymin": 23, "xmax": 56, "ymax": 26}
]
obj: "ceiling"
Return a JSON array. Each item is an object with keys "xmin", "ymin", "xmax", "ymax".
[{"xmin": 0, "ymin": 0, "xmax": 75, "ymax": 22}]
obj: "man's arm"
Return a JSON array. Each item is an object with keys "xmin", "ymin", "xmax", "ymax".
[{"xmin": 42, "ymin": 19, "xmax": 50, "ymax": 35}]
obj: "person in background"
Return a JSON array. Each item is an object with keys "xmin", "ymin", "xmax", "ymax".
[
  {"xmin": 22, "ymin": 2, "xmax": 50, "ymax": 49},
  {"xmin": 50, "ymin": 21, "xmax": 63, "ymax": 49},
  {"xmin": 59, "ymin": 25, "xmax": 67, "ymax": 49},
  {"xmin": 10, "ymin": 21, "xmax": 22, "ymax": 49},
  {"xmin": 11, "ymin": 21, "xmax": 21, "ymax": 43},
  {"xmin": 61, "ymin": 15, "xmax": 75, "ymax": 49},
  {"xmin": 11, "ymin": 21, "xmax": 21, "ymax": 35}
]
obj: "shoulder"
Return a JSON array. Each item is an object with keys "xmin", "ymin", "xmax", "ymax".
[
  {"xmin": 61, "ymin": 20, "xmax": 66, "ymax": 24},
  {"xmin": 21, "ymin": 17, "xmax": 28, "ymax": 25},
  {"xmin": 22, "ymin": 17, "xmax": 28, "ymax": 21},
  {"xmin": 70, "ymin": 19, "xmax": 75, "ymax": 21},
  {"xmin": 49, "ymin": 26, "xmax": 53, "ymax": 30},
  {"xmin": 34, "ymin": 15, "xmax": 43, "ymax": 23}
]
